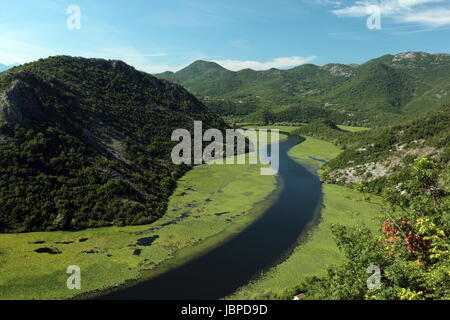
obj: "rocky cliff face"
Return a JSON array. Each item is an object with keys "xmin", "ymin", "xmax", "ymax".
[
  {"xmin": 320, "ymin": 106, "xmax": 450, "ymax": 191},
  {"xmin": 0, "ymin": 72, "xmax": 46, "ymax": 124}
]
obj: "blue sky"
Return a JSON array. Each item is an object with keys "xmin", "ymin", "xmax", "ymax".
[{"xmin": 1, "ymin": 0, "xmax": 450, "ymax": 72}]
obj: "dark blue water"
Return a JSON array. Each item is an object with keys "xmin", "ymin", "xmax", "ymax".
[{"xmin": 99, "ymin": 136, "xmax": 322, "ymax": 300}]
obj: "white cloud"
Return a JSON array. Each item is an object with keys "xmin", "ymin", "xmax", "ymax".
[
  {"xmin": 0, "ymin": 27, "xmax": 314, "ymax": 74},
  {"xmin": 307, "ymin": 0, "xmax": 343, "ymax": 5},
  {"xmin": 398, "ymin": 0, "xmax": 443, "ymax": 6},
  {"xmin": 329, "ymin": 0, "xmax": 450, "ymax": 27},
  {"xmin": 211, "ymin": 56, "xmax": 317, "ymax": 71},
  {"xmin": 332, "ymin": 3, "xmax": 369, "ymax": 17},
  {"xmin": 399, "ymin": 8, "xmax": 450, "ymax": 26}
]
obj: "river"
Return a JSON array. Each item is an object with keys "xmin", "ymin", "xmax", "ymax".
[{"xmin": 98, "ymin": 135, "xmax": 322, "ymax": 299}]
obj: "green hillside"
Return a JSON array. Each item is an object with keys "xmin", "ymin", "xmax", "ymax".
[
  {"xmin": 320, "ymin": 105, "xmax": 450, "ymax": 192},
  {"xmin": 0, "ymin": 56, "xmax": 226, "ymax": 232},
  {"xmin": 156, "ymin": 52, "xmax": 450, "ymax": 126},
  {"xmin": 292, "ymin": 118, "xmax": 348, "ymax": 144}
]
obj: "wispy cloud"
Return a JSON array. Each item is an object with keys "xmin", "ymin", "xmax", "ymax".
[
  {"xmin": 0, "ymin": 26, "xmax": 196, "ymax": 74},
  {"xmin": 306, "ymin": 0, "xmax": 343, "ymax": 5},
  {"xmin": 212, "ymin": 56, "xmax": 317, "ymax": 71},
  {"xmin": 398, "ymin": 8, "xmax": 450, "ymax": 27},
  {"xmin": 0, "ymin": 29, "xmax": 53, "ymax": 65},
  {"xmin": 321, "ymin": 0, "xmax": 450, "ymax": 28}
]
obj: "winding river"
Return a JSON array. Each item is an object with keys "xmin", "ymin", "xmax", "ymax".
[{"xmin": 99, "ymin": 135, "xmax": 322, "ymax": 300}]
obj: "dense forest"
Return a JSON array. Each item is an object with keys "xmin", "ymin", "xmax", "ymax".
[
  {"xmin": 0, "ymin": 56, "xmax": 226, "ymax": 232},
  {"xmin": 292, "ymin": 118, "xmax": 347, "ymax": 143}
]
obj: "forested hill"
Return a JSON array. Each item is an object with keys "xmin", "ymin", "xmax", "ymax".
[
  {"xmin": 0, "ymin": 56, "xmax": 226, "ymax": 232},
  {"xmin": 292, "ymin": 118, "xmax": 347, "ymax": 144},
  {"xmin": 321, "ymin": 105, "xmax": 450, "ymax": 192},
  {"xmin": 156, "ymin": 52, "xmax": 450, "ymax": 126}
]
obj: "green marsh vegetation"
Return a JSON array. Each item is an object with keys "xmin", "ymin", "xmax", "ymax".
[
  {"xmin": 230, "ymin": 183, "xmax": 382, "ymax": 299},
  {"xmin": 2, "ymin": 54, "xmax": 448, "ymax": 301},
  {"xmin": 0, "ymin": 144, "xmax": 279, "ymax": 299},
  {"xmin": 288, "ymin": 135, "xmax": 342, "ymax": 169},
  {"xmin": 0, "ymin": 56, "xmax": 291, "ymax": 299},
  {"xmin": 336, "ymin": 125, "xmax": 370, "ymax": 132},
  {"xmin": 230, "ymin": 114, "xmax": 449, "ymax": 300},
  {"xmin": 229, "ymin": 133, "xmax": 382, "ymax": 299}
]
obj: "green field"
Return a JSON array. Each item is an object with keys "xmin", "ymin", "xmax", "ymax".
[
  {"xmin": 229, "ymin": 184, "xmax": 382, "ymax": 299},
  {"xmin": 239, "ymin": 125, "xmax": 302, "ymax": 133},
  {"xmin": 288, "ymin": 136, "xmax": 342, "ymax": 169},
  {"xmin": 228, "ymin": 135, "xmax": 382, "ymax": 300},
  {"xmin": 337, "ymin": 125, "xmax": 371, "ymax": 132},
  {"xmin": 0, "ymin": 128, "xmax": 380, "ymax": 300},
  {"xmin": 0, "ymin": 152, "xmax": 277, "ymax": 299},
  {"xmin": 239, "ymin": 125, "xmax": 298, "ymax": 143}
]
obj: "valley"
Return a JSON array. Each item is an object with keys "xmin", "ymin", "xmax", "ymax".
[
  {"xmin": 0, "ymin": 53, "xmax": 448, "ymax": 301},
  {"xmin": 230, "ymin": 136, "xmax": 382, "ymax": 299},
  {"xmin": 3, "ymin": 0, "xmax": 450, "ymax": 306},
  {"xmin": 0, "ymin": 144, "xmax": 278, "ymax": 299},
  {"xmin": 0, "ymin": 126, "xmax": 383, "ymax": 300}
]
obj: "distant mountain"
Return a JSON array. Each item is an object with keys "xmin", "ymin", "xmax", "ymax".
[
  {"xmin": 159, "ymin": 60, "xmax": 243, "ymax": 97},
  {"xmin": 0, "ymin": 56, "xmax": 226, "ymax": 232},
  {"xmin": 0, "ymin": 63, "xmax": 19, "ymax": 72},
  {"xmin": 156, "ymin": 52, "xmax": 450, "ymax": 126},
  {"xmin": 157, "ymin": 60, "xmax": 351, "ymax": 101}
]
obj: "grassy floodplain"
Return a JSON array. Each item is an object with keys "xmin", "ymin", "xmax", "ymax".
[
  {"xmin": 0, "ymin": 125, "xmax": 378, "ymax": 300},
  {"xmin": 239, "ymin": 124, "xmax": 301, "ymax": 135},
  {"xmin": 0, "ymin": 135, "xmax": 288, "ymax": 299},
  {"xmin": 288, "ymin": 136, "xmax": 342, "ymax": 169},
  {"xmin": 229, "ymin": 130, "xmax": 382, "ymax": 300},
  {"xmin": 337, "ymin": 125, "xmax": 371, "ymax": 132}
]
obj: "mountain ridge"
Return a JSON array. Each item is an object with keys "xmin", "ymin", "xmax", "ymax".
[
  {"xmin": 0, "ymin": 55, "xmax": 226, "ymax": 232},
  {"xmin": 156, "ymin": 52, "xmax": 450, "ymax": 126},
  {"xmin": 157, "ymin": 51, "xmax": 450, "ymax": 75}
]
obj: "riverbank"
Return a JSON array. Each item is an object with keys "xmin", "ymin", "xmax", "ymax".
[
  {"xmin": 0, "ymin": 128, "xmax": 379, "ymax": 300},
  {"xmin": 97, "ymin": 134, "xmax": 322, "ymax": 299},
  {"xmin": 228, "ymin": 134, "xmax": 382, "ymax": 300},
  {"xmin": 0, "ymin": 143, "xmax": 282, "ymax": 299}
]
